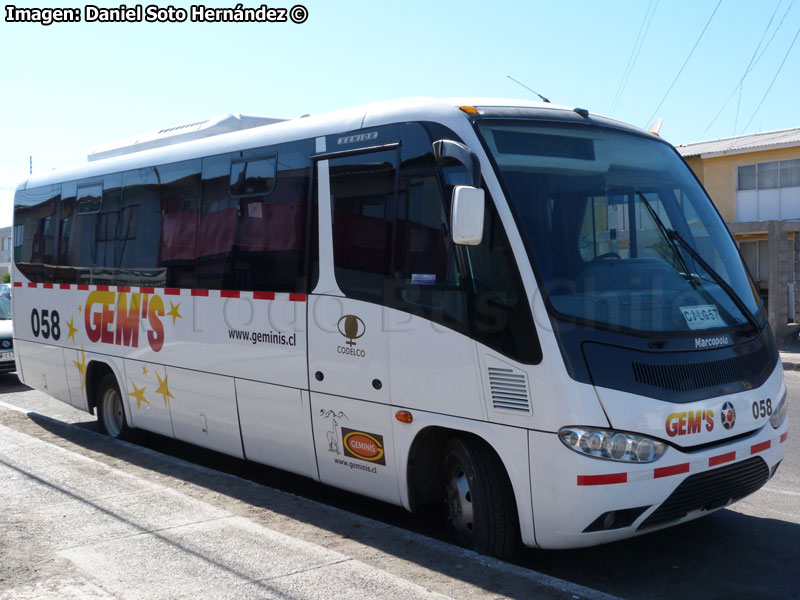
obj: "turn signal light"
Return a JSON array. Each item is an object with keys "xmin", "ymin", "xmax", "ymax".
[
  {"xmin": 459, "ymin": 105, "xmax": 479, "ymax": 115},
  {"xmin": 395, "ymin": 411, "xmax": 413, "ymax": 423}
]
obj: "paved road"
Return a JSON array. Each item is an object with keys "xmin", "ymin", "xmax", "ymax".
[{"xmin": 1, "ymin": 371, "xmax": 797, "ymax": 599}]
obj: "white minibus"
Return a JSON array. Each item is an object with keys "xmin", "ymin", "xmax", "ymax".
[{"xmin": 12, "ymin": 98, "xmax": 788, "ymax": 558}]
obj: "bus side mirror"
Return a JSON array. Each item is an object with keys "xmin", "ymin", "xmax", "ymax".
[{"xmin": 451, "ymin": 185, "xmax": 485, "ymax": 246}]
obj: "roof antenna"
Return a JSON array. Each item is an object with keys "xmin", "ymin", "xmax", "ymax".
[{"xmin": 507, "ymin": 75, "xmax": 550, "ymax": 103}]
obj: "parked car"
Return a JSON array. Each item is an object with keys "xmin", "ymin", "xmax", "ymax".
[
  {"xmin": 0, "ymin": 283, "xmax": 10, "ymax": 300},
  {"xmin": 0, "ymin": 295, "xmax": 14, "ymax": 373}
]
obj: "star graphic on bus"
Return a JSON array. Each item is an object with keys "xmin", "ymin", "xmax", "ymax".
[
  {"xmin": 142, "ymin": 365, "xmax": 148, "ymax": 376},
  {"xmin": 128, "ymin": 382, "xmax": 149, "ymax": 409},
  {"xmin": 66, "ymin": 316, "xmax": 79, "ymax": 343},
  {"xmin": 154, "ymin": 371, "xmax": 175, "ymax": 407},
  {"xmin": 167, "ymin": 301, "xmax": 183, "ymax": 325},
  {"xmin": 72, "ymin": 345, "xmax": 87, "ymax": 391}
]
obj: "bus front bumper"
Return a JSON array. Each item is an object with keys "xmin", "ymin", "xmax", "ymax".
[{"xmin": 528, "ymin": 423, "xmax": 787, "ymax": 549}]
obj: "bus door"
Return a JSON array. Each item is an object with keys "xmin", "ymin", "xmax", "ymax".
[{"xmin": 307, "ymin": 141, "xmax": 401, "ymax": 504}]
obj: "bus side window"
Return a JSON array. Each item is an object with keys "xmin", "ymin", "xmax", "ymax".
[
  {"xmin": 394, "ymin": 173, "xmax": 466, "ymax": 328},
  {"xmin": 13, "ymin": 184, "xmax": 60, "ymax": 283},
  {"xmin": 157, "ymin": 160, "xmax": 201, "ymax": 289},
  {"xmin": 119, "ymin": 167, "xmax": 160, "ymax": 283},
  {"xmin": 198, "ymin": 141, "xmax": 311, "ymax": 293},
  {"xmin": 464, "ymin": 200, "xmax": 542, "ymax": 364},
  {"xmin": 95, "ymin": 173, "xmax": 122, "ymax": 271},
  {"xmin": 330, "ymin": 150, "xmax": 397, "ymax": 304}
]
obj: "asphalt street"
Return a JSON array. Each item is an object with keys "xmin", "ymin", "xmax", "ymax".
[{"xmin": 0, "ymin": 370, "xmax": 797, "ymax": 599}]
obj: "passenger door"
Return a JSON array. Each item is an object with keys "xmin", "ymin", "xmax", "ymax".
[{"xmin": 308, "ymin": 141, "xmax": 400, "ymax": 504}]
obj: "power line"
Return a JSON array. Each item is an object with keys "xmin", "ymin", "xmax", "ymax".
[
  {"xmin": 646, "ymin": 0, "xmax": 722, "ymax": 126},
  {"xmin": 608, "ymin": 0, "xmax": 658, "ymax": 116},
  {"xmin": 741, "ymin": 24, "xmax": 800, "ymax": 133},
  {"xmin": 703, "ymin": 0, "xmax": 794, "ymax": 135}
]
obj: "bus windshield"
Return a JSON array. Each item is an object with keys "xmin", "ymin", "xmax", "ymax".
[{"xmin": 476, "ymin": 120, "xmax": 761, "ymax": 334}]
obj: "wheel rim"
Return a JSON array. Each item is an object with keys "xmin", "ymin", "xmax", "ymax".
[
  {"xmin": 101, "ymin": 388, "xmax": 123, "ymax": 437},
  {"xmin": 445, "ymin": 466, "xmax": 474, "ymax": 538}
]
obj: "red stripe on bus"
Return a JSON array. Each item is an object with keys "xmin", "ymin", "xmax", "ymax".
[
  {"xmin": 781, "ymin": 432, "xmax": 788, "ymax": 444},
  {"xmin": 577, "ymin": 473, "xmax": 627, "ymax": 486},
  {"xmin": 96, "ymin": 285, "xmax": 109, "ymax": 291},
  {"xmin": 254, "ymin": 291, "xmax": 275, "ymax": 300},
  {"xmin": 290, "ymin": 293, "xmax": 307, "ymax": 302},
  {"xmin": 708, "ymin": 452, "xmax": 736, "ymax": 467},
  {"xmin": 13, "ymin": 282, "xmax": 22, "ymax": 287},
  {"xmin": 43, "ymin": 283, "xmax": 53, "ymax": 289},
  {"xmin": 164, "ymin": 288, "xmax": 181, "ymax": 295},
  {"xmin": 27, "ymin": 282, "xmax": 37, "ymax": 288},
  {"xmin": 60, "ymin": 284, "xmax": 71, "ymax": 290},
  {"xmin": 140, "ymin": 287, "xmax": 155, "ymax": 294},
  {"xmin": 751, "ymin": 440, "xmax": 771, "ymax": 454},
  {"xmin": 117, "ymin": 286, "xmax": 131, "ymax": 292},
  {"xmin": 220, "ymin": 290, "xmax": 240, "ymax": 298},
  {"xmin": 654, "ymin": 463, "xmax": 690, "ymax": 479},
  {"xmin": 191, "ymin": 289, "xmax": 209, "ymax": 297},
  {"xmin": 78, "ymin": 284, "xmax": 89, "ymax": 290}
]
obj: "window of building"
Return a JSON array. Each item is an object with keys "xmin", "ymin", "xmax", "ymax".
[
  {"xmin": 737, "ymin": 160, "xmax": 800, "ymax": 191},
  {"xmin": 737, "ymin": 164, "xmax": 756, "ymax": 191},
  {"xmin": 782, "ymin": 159, "xmax": 800, "ymax": 188}
]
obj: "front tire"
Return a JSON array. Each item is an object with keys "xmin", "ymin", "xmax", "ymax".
[
  {"xmin": 96, "ymin": 373, "xmax": 130, "ymax": 440},
  {"xmin": 442, "ymin": 437, "xmax": 518, "ymax": 560}
]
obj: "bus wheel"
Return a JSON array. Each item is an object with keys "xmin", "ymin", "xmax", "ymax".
[
  {"xmin": 96, "ymin": 373, "xmax": 130, "ymax": 440},
  {"xmin": 442, "ymin": 437, "xmax": 517, "ymax": 560}
]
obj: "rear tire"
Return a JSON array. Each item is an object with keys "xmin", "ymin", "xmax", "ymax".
[
  {"xmin": 96, "ymin": 373, "xmax": 130, "ymax": 440},
  {"xmin": 442, "ymin": 437, "xmax": 518, "ymax": 560}
]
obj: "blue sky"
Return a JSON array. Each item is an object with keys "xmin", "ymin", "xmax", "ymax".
[{"xmin": 2, "ymin": 0, "xmax": 799, "ymax": 226}]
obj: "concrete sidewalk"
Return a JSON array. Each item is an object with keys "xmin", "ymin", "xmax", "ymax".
[
  {"xmin": 781, "ymin": 350, "xmax": 800, "ymax": 371},
  {"xmin": 0, "ymin": 407, "xmax": 616, "ymax": 600}
]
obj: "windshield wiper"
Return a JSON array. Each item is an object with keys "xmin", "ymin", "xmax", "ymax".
[{"xmin": 636, "ymin": 191, "xmax": 761, "ymax": 333}]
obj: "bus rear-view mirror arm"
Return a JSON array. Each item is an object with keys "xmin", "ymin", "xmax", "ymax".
[{"xmin": 433, "ymin": 139, "xmax": 485, "ymax": 246}]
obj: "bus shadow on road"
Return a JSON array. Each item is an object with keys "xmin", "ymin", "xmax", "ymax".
[
  {"xmin": 516, "ymin": 497, "xmax": 800, "ymax": 598},
  {"xmin": 0, "ymin": 372, "xmax": 31, "ymax": 394},
  {"xmin": 23, "ymin": 410, "xmax": 800, "ymax": 600}
]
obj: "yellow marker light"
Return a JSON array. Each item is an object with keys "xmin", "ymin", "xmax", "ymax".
[
  {"xmin": 459, "ymin": 105, "xmax": 479, "ymax": 115},
  {"xmin": 395, "ymin": 411, "xmax": 413, "ymax": 424}
]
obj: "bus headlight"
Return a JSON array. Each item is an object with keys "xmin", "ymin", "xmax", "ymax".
[
  {"xmin": 770, "ymin": 390, "xmax": 788, "ymax": 428},
  {"xmin": 558, "ymin": 427, "xmax": 667, "ymax": 463}
]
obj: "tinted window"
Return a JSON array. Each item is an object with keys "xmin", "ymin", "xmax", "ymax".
[
  {"xmin": 198, "ymin": 142, "xmax": 311, "ymax": 292},
  {"xmin": 440, "ymin": 165, "xmax": 542, "ymax": 363},
  {"xmin": 230, "ymin": 156, "xmax": 276, "ymax": 196},
  {"xmin": 330, "ymin": 149, "xmax": 397, "ymax": 303},
  {"xmin": 13, "ymin": 184, "xmax": 60, "ymax": 282},
  {"xmin": 119, "ymin": 167, "xmax": 163, "ymax": 285},
  {"xmin": 77, "ymin": 182, "xmax": 103, "ymax": 213},
  {"xmin": 395, "ymin": 173, "xmax": 466, "ymax": 327},
  {"xmin": 158, "ymin": 160, "xmax": 201, "ymax": 288}
]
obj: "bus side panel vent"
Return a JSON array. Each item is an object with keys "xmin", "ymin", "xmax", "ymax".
[{"xmin": 486, "ymin": 362, "xmax": 531, "ymax": 414}]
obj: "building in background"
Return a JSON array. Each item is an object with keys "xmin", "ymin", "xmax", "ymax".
[
  {"xmin": 0, "ymin": 226, "xmax": 12, "ymax": 277},
  {"xmin": 677, "ymin": 128, "xmax": 800, "ymax": 339}
]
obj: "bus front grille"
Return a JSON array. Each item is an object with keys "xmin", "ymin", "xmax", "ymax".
[
  {"xmin": 631, "ymin": 344, "xmax": 771, "ymax": 393},
  {"xmin": 638, "ymin": 456, "xmax": 769, "ymax": 531}
]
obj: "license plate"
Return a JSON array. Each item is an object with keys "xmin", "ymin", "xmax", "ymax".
[
  {"xmin": 680, "ymin": 305, "xmax": 724, "ymax": 330},
  {"xmin": 0, "ymin": 351, "xmax": 14, "ymax": 361}
]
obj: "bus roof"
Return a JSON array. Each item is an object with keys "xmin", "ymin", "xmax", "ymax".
[{"xmin": 17, "ymin": 97, "xmax": 648, "ymax": 191}]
